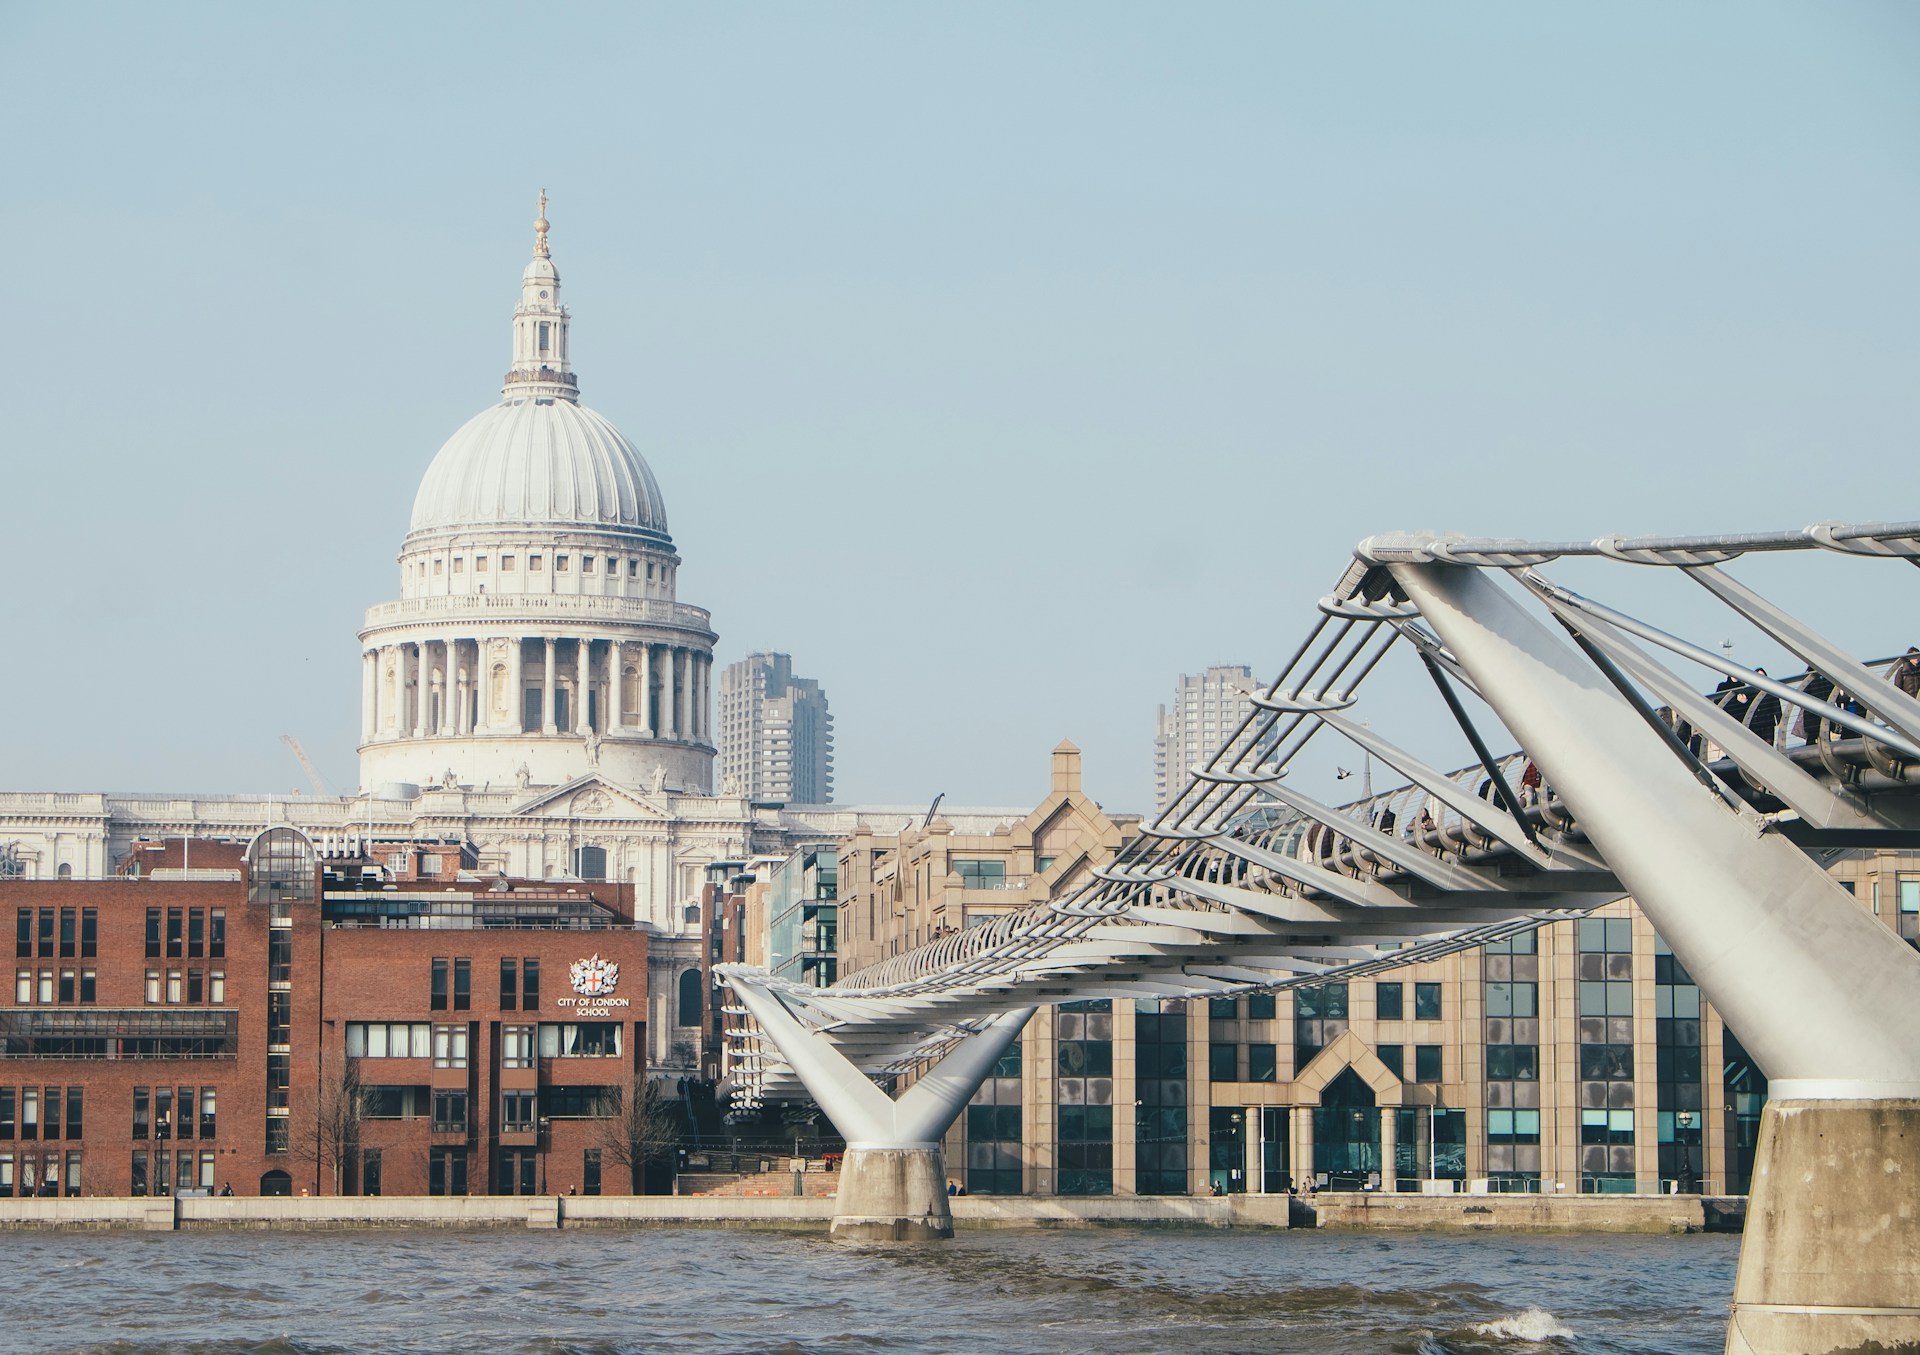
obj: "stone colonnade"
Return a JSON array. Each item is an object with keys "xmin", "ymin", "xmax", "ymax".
[{"xmin": 362, "ymin": 637, "xmax": 711, "ymax": 744}]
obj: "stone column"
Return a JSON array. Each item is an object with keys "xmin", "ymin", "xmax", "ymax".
[
  {"xmin": 508, "ymin": 637, "xmax": 525, "ymax": 734},
  {"xmin": 1379, "ymin": 1106, "xmax": 1397, "ymax": 1192},
  {"xmin": 1293, "ymin": 1106, "xmax": 1314, "ymax": 1191},
  {"xmin": 453, "ymin": 638, "xmax": 471, "ymax": 734},
  {"xmin": 662, "ymin": 646, "xmax": 678, "ymax": 739},
  {"xmin": 442, "ymin": 637, "xmax": 460, "ymax": 735},
  {"xmin": 640, "ymin": 643, "xmax": 655, "ymax": 736},
  {"xmin": 474, "ymin": 640, "xmax": 492, "ymax": 735},
  {"xmin": 607, "ymin": 640, "xmax": 623, "ymax": 733},
  {"xmin": 542, "ymin": 637, "xmax": 557, "ymax": 735},
  {"xmin": 361, "ymin": 651, "xmax": 377, "ymax": 744},
  {"xmin": 574, "ymin": 637, "xmax": 591, "ymax": 733},
  {"xmin": 413, "ymin": 642, "xmax": 430, "ymax": 738}
]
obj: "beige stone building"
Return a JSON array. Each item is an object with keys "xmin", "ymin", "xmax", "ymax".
[
  {"xmin": 929, "ymin": 840, "xmax": 1918, "ymax": 1198},
  {"xmin": 833, "ymin": 743, "xmax": 1140, "ymax": 979}
]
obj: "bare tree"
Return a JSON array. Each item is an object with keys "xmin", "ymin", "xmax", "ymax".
[
  {"xmin": 594, "ymin": 1075, "xmax": 681, "ymax": 1194},
  {"xmin": 294, "ymin": 1058, "xmax": 363, "ymax": 1195}
]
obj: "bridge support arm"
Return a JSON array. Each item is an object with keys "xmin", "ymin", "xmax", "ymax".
[
  {"xmin": 729, "ymin": 977, "xmax": 1033, "ymax": 1240},
  {"xmin": 1392, "ymin": 561, "xmax": 1920, "ymax": 1354}
]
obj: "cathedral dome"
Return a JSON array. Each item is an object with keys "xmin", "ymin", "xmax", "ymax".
[{"xmin": 408, "ymin": 396, "xmax": 668, "ymax": 536}]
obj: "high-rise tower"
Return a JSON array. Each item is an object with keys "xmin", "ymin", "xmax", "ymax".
[{"xmin": 717, "ymin": 653, "xmax": 835, "ymax": 804}]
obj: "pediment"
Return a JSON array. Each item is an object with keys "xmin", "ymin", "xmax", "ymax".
[
  {"xmin": 1293, "ymin": 1029, "xmax": 1406, "ymax": 1104},
  {"xmin": 511, "ymin": 775, "xmax": 673, "ymax": 821}
]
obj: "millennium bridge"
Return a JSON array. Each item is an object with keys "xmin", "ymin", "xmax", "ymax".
[{"xmin": 720, "ymin": 519, "xmax": 1920, "ymax": 1355}]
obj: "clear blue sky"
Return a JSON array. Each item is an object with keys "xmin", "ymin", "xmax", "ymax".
[{"xmin": 2, "ymin": 3, "xmax": 1916, "ymax": 810}]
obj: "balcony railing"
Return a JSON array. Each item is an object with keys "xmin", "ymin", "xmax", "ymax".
[{"xmin": 363, "ymin": 594, "xmax": 712, "ymax": 630}]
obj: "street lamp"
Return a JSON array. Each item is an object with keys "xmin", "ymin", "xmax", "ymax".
[{"xmin": 538, "ymin": 1116, "xmax": 551, "ymax": 1195}]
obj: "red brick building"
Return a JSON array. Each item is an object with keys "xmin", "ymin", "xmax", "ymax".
[{"xmin": 1, "ymin": 828, "xmax": 654, "ymax": 1197}]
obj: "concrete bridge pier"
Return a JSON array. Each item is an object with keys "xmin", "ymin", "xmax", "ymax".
[
  {"xmin": 1724, "ymin": 1098, "xmax": 1920, "ymax": 1355},
  {"xmin": 727, "ymin": 980, "xmax": 1033, "ymax": 1241},
  {"xmin": 1389, "ymin": 560, "xmax": 1920, "ymax": 1355}
]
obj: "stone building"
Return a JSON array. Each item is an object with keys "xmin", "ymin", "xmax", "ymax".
[
  {"xmin": 0, "ymin": 202, "xmax": 849, "ymax": 1077},
  {"xmin": 833, "ymin": 743, "xmax": 1140, "ymax": 978},
  {"xmin": 716, "ymin": 653, "xmax": 835, "ymax": 805}
]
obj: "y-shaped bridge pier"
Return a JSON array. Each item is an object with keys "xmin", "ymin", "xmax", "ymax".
[{"xmin": 722, "ymin": 519, "xmax": 1920, "ymax": 1355}]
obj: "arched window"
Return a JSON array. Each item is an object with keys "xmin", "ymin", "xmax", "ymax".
[
  {"xmin": 621, "ymin": 665, "xmax": 640, "ymax": 725},
  {"xmin": 677, "ymin": 969, "xmax": 702, "ymax": 1027},
  {"xmin": 56, "ymin": 863, "xmax": 72, "ymax": 879}
]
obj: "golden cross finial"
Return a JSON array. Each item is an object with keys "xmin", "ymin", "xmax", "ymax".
[{"xmin": 534, "ymin": 188, "xmax": 551, "ymax": 259}]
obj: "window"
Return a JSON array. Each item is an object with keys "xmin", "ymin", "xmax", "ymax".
[
  {"xmin": 166, "ymin": 909, "xmax": 182, "ymax": 958},
  {"xmin": 537, "ymin": 1022, "xmax": 621, "ymax": 1058},
  {"xmin": 59, "ymin": 909, "xmax": 75, "ymax": 958},
  {"xmin": 1248, "ymin": 1043, "xmax": 1277, "ymax": 1083},
  {"xmin": 38, "ymin": 972, "xmax": 53, "ymax": 1004},
  {"xmin": 14, "ymin": 971, "xmax": 28, "ymax": 1004},
  {"xmin": 1376, "ymin": 1043, "xmax": 1404, "ymax": 1078},
  {"xmin": 501, "ymin": 1091, "xmax": 536, "ymax": 1132},
  {"xmin": 1485, "ymin": 982, "xmax": 1538, "ymax": 1018},
  {"xmin": 529, "ymin": 555, "xmax": 543, "ymax": 572},
  {"xmin": 1248, "ymin": 993, "xmax": 1276, "ymax": 1021},
  {"xmin": 500, "ymin": 958, "xmax": 517, "ymax": 1011},
  {"xmin": 58, "ymin": 971, "xmax": 74, "ymax": 1004},
  {"xmin": 583, "ymin": 1149, "xmax": 601, "ymax": 1196},
  {"xmin": 452, "ymin": 558, "xmax": 464, "ymax": 574},
  {"xmin": 677, "ymin": 970, "xmax": 701, "ymax": 1027},
  {"xmin": 502, "ymin": 1025, "xmax": 535, "ymax": 1069},
  {"xmin": 145, "ymin": 909, "xmax": 161, "ymax": 958},
  {"xmin": 429, "ymin": 1146, "xmax": 467, "ymax": 1196},
  {"xmin": 432, "ymin": 1025, "xmax": 468, "ymax": 1069},
  {"xmin": 133, "ymin": 1089, "xmax": 149, "ymax": 1140},
  {"xmin": 14, "ymin": 910, "xmax": 28, "ymax": 959},
  {"xmin": 187, "ymin": 910, "xmax": 204, "ymax": 958},
  {"xmin": 268, "ymin": 992, "xmax": 290, "ymax": 1045},
  {"xmin": 361, "ymin": 1086, "xmax": 429, "ymax": 1119},
  {"xmin": 172, "ymin": 1084, "xmax": 191, "ymax": 1140},
  {"xmin": 538, "ymin": 1085, "xmax": 617, "ymax": 1119},
  {"xmin": 209, "ymin": 972, "xmax": 224, "ymax": 1004},
  {"xmin": 145, "ymin": 971, "xmax": 160, "ymax": 1004},
  {"xmin": 1414, "ymin": 1045, "xmax": 1443, "ymax": 1082},
  {"xmin": 0, "ymin": 1089, "xmax": 12, "ymax": 1139},
  {"xmin": 1209, "ymin": 1043, "xmax": 1237, "ymax": 1083},
  {"xmin": 555, "ymin": 555, "xmax": 569, "ymax": 572},
  {"xmin": 627, "ymin": 560, "xmax": 639, "ymax": 578},
  {"xmin": 501, "ymin": 556, "xmax": 515, "ymax": 572},
  {"xmin": 431, "ymin": 958, "xmax": 448, "ymax": 1010},
  {"xmin": 581, "ymin": 556, "xmax": 595, "ymax": 574},
  {"xmin": 268, "ymin": 931, "xmax": 291, "ymax": 984},
  {"xmin": 1209, "ymin": 997, "xmax": 1238, "ymax": 1021},
  {"xmin": 78, "ymin": 971, "xmax": 94, "ymax": 1004},
  {"xmin": 1414, "ymin": 983, "xmax": 1442, "ymax": 1021},
  {"xmin": 165, "ymin": 972, "xmax": 181, "ymax": 1004},
  {"xmin": 523, "ymin": 958, "xmax": 540, "ymax": 1010},
  {"xmin": 37, "ymin": 910, "xmax": 52, "ymax": 958},
  {"xmin": 952, "ymin": 859, "xmax": 1006, "ymax": 888},
  {"xmin": 199, "ymin": 1088, "xmax": 215, "ymax": 1139},
  {"xmin": 80, "ymin": 909, "xmax": 96, "ymax": 959},
  {"xmin": 453, "ymin": 959, "xmax": 470, "ymax": 1011},
  {"xmin": 345, "ymin": 1022, "xmax": 434, "ymax": 1058},
  {"xmin": 476, "ymin": 556, "xmax": 488, "ymax": 573},
  {"xmin": 1488, "ymin": 1109, "xmax": 1542, "ymax": 1145},
  {"xmin": 186, "ymin": 970, "xmax": 202, "ymax": 1004},
  {"xmin": 432, "ymin": 1090, "xmax": 468, "ymax": 1134}
]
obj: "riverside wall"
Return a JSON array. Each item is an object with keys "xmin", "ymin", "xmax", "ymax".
[{"xmin": 0, "ymin": 1192, "xmax": 1742, "ymax": 1233}]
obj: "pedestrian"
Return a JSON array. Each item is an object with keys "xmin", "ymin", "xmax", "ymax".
[
  {"xmin": 219, "ymin": 1182, "xmax": 234, "ymax": 1197},
  {"xmin": 1520, "ymin": 761, "xmax": 1541, "ymax": 807},
  {"xmin": 1796, "ymin": 670, "xmax": 1834, "ymax": 744},
  {"xmin": 1892, "ymin": 647, "xmax": 1920, "ymax": 698},
  {"xmin": 1748, "ymin": 669, "xmax": 1781, "ymax": 745}
]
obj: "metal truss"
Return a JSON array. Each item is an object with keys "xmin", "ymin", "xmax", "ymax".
[{"xmin": 720, "ymin": 519, "xmax": 1920, "ymax": 1102}]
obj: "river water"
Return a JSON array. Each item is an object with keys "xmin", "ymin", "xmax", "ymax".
[{"xmin": 2, "ymin": 1227, "xmax": 1737, "ymax": 1355}]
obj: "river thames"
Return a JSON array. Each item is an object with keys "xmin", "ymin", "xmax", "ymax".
[{"xmin": 2, "ymin": 1227, "xmax": 1738, "ymax": 1355}]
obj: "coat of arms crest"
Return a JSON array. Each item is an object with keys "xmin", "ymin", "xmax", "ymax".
[{"xmin": 569, "ymin": 953, "xmax": 619, "ymax": 998}]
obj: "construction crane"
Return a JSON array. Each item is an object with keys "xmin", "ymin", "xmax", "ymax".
[{"xmin": 281, "ymin": 735, "xmax": 334, "ymax": 798}]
